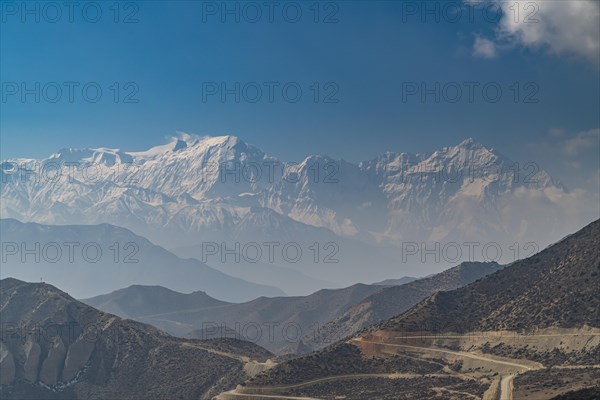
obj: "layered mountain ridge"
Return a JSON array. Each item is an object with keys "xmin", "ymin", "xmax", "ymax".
[
  {"xmin": 82, "ymin": 261, "xmax": 505, "ymax": 355},
  {"xmin": 0, "ymin": 278, "xmax": 274, "ymax": 400},
  {"xmin": 0, "ymin": 219, "xmax": 284, "ymax": 301}
]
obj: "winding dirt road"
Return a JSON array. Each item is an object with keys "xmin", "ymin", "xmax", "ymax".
[
  {"xmin": 352, "ymin": 338, "xmax": 541, "ymax": 400},
  {"xmin": 217, "ymin": 338, "xmax": 545, "ymax": 400},
  {"xmin": 354, "ymin": 338, "xmax": 539, "ymax": 370},
  {"xmin": 219, "ymin": 394, "xmax": 320, "ymax": 399},
  {"xmin": 500, "ymin": 374, "xmax": 515, "ymax": 400}
]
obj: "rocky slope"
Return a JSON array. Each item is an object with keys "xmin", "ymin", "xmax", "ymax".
[
  {"xmin": 380, "ymin": 219, "xmax": 600, "ymax": 333},
  {"xmin": 301, "ymin": 261, "xmax": 504, "ymax": 352},
  {"xmin": 236, "ymin": 219, "xmax": 599, "ymax": 398},
  {"xmin": 0, "ymin": 278, "xmax": 273, "ymax": 400}
]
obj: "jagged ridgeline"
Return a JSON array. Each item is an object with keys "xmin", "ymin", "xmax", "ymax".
[{"xmin": 2, "ymin": 135, "xmax": 594, "ymax": 287}]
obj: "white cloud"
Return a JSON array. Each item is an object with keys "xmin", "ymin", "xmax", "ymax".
[
  {"xmin": 564, "ymin": 128, "xmax": 600, "ymax": 156},
  {"xmin": 472, "ymin": 0, "xmax": 600, "ymax": 66},
  {"xmin": 473, "ymin": 36, "xmax": 497, "ymax": 58}
]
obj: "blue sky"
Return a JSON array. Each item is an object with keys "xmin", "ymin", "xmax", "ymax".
[{"xmin": 1, "ymin": 0, "xmax": 599, "ymax": 188}]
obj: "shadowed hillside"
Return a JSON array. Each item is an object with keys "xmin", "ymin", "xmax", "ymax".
[
  {"xmin": 0, "ymin": 279, "xmax": 273, "ymax": 400},
  {"xmin": 232, "ymin": 220, "xmax": 599, "ymax": 399},
  {"xmin": 381, "ymin": 219, "xmax": 600, "ymax": 333},
  {"xmin": 302, "ymin": 261, "xmax": 504, "ymax": 352}
]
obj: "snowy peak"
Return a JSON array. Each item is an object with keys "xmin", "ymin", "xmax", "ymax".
[
  {"xmin": 189, "ymin": 135, "xmax": 260, "ymax": 163},
  {"xmin": 91, "ymin": 148, "xmax": 134, "ymax": 166},
  {"xmin": 130, "ymin": 137, "xmax": 191, "ymax": 159},
  {"xmin": 152, "ymin": 135, "xmax": 269, "ymax": 166},
  {"xmin": 199, "ymin": 134, "xmax": 243, "ymax": 148},
  {"xmin": 27, "ymin": 136, "xmax": 509, "ymax": 178},
  {"xmin": 48, "ymin": 147, "xmax": 133, "ymax": 166},
  {"xmin": 48, "ymin": 147, "xmax": 95, "ymax": 163},
  {"xmin": 74, "ymin": 135, "xmax": 256, "ymax": 164},
  {"xmin": 431, "ymin": 138, "xmax": 502, "ymax": 165},
  {"xmin": 457, "ymin": 137, "xmax": 482, "ymax": 149},
  {"xmin": 1, "ymin": 134, "xmax": 586, "ymax": 276}
]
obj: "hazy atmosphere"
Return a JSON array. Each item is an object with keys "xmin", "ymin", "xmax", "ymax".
[{"xmin": 1, "ymin": 1, "xmax": 599, "ymax": 399}]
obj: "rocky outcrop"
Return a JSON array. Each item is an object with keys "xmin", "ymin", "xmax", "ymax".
[
  {"xmin": 39, "ymin": 339, "xmax": 68, "ymax": 385},
  {"xmin": 0, "ymin": 342, "xmax": 16, "ymax": 385},
  {"xmin": 23, "ymin": 339, "xmax": 42, "ymax": 382},
  {"xmin": 62, "ymin": 335, "xmax": 96, "ymax": 382}
]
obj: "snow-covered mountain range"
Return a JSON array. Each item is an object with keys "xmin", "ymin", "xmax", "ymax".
[{"xmin": 1, "ymin": 135, "xmax": 595, "ymax": 288}]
